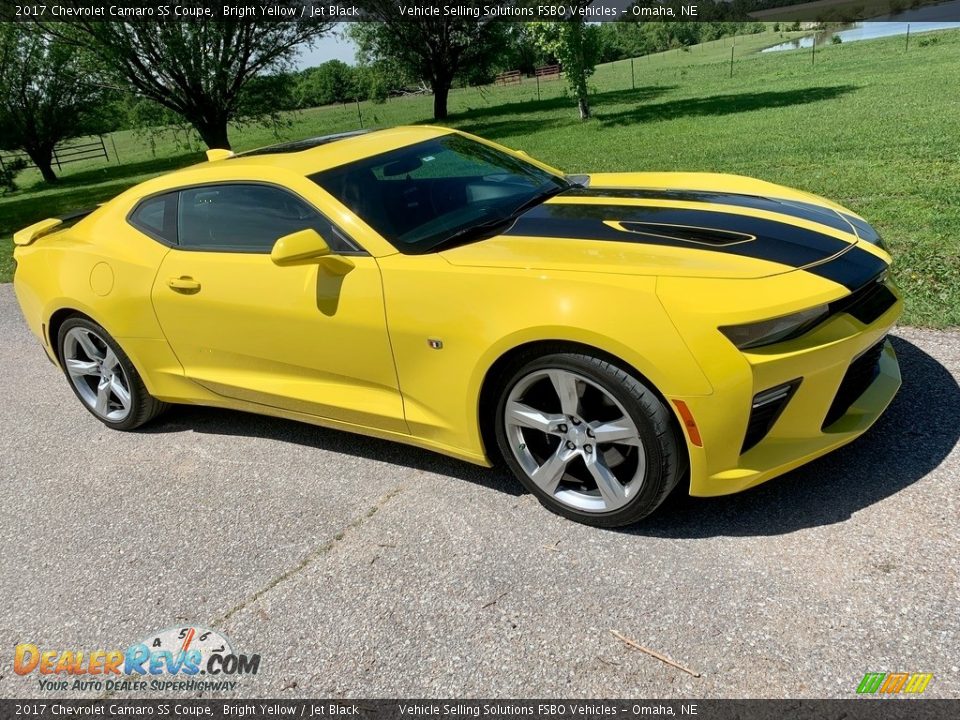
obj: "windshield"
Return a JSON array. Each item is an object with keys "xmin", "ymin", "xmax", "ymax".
[{"xmin": 309, "ymin": 135, "xmax": 568, "ymax": 254}]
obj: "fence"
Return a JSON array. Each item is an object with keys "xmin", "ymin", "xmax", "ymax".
[
  {"xmin": 534, "ymin": 64, "xmax": 562, "ymax": 81},
  {"xmin": 0, "ymin": 134, "xmax": 110, "ymax": 173}
]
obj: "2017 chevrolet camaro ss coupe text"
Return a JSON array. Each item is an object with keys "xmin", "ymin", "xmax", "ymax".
[{"xmin": 13, "ymin": 127, "xmax": 902, "ymax": 526}]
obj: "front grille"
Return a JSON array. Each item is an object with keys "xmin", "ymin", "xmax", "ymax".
[
  {"xmin": 822, "ymin": 339, "xmax": 886, "ymax": 429},
  {"xmin": 828, "ymin": 275, "xmax": 896, "ymax": 325},
  {"xmin": 742, "ymin": 379, "xmax": 802, "ymax": 453}
]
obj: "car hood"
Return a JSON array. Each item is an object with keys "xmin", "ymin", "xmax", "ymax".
[{"xmin": 440, "ymin": 172, "xmax": 884, "ymax": 284}]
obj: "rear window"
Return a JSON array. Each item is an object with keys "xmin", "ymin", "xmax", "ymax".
[{"xmin": 129, "ymin": 192, "xmax": 177, "ymax": 244}]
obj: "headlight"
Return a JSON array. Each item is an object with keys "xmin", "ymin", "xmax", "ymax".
[{"xmin": 720, "ymin": 304, "xmax": 829, "ymax": 350}]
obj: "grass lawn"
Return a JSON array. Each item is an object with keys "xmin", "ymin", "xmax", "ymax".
[{"xmin": 2, "ymin": 28, "xmax": 959, "ymax": 326}]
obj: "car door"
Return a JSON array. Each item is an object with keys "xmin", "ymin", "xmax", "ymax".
[{"xmin": 148, "ymin": 182, "xmax": 407, "ymax": 433}]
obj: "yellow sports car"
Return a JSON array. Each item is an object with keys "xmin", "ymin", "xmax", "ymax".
[{"xmin": 13, "ymin": 127, "xmax": 902, "ymax": 526}]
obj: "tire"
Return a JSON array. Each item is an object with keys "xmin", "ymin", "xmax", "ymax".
[
  {"xmin": 494, "ymin": 352, "xmax": 686, "ymax": 527},
  {"xmin": 57, "ymin": 316, "xmax": 168, "ymax": 431}
]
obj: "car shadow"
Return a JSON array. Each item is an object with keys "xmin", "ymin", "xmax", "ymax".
[
  {"xmin": 141, "ymin": 335, "xmax": 957, "ymax": 533},
  {"xmin": 624, "ymin": 336, "xmax": 959, "ymax": 538},
  {"xmin": 142, "ymin": 403, "xmax": 523, "ymax": 497}
]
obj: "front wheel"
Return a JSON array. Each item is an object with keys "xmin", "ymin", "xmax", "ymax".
[
  {"xmin": 58, "ymin": 317, "xmax": 168, "ymax": 430},
  {"xmin": 494, "ymin": 353, "xmax": 685, "ymax": 527}
]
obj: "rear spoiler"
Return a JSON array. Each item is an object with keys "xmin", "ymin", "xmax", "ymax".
[{"xmin": 13, "ymin": 206, "xmax": 98, "ymax": 246}]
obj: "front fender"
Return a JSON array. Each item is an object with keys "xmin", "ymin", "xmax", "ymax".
[{"xmin": 379, "ymin": 254, "xmax": 713, "ymax": 461}]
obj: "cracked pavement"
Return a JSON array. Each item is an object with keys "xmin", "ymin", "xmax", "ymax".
[{"xmin": 0, "ymin": 284, "xmax": 957, "ymax": 699}]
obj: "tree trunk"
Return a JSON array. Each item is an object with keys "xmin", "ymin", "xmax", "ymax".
[
  {"xmin": 572, "ymin": 19, "xmax": 591, "ymax": 121},
  {"xmin": 195, "ymin": 119, "xmax": 232, "ymax": 150},
  {"xmin": 577, "ymin": 93, "xmax": 591, "ymax": 121},
  {"xmin": 432, "ymin": 82, "xmax": 450, "ymax": 120},
  {"xmin": 23, "ymin": 145, "xmax": 58, "ymax": 183},
  {"xmin": 35, "ymin": 158, "xmax": 58, "ymax": 184}
]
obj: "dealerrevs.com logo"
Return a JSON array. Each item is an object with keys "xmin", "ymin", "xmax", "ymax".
[
  {"xmin": 15, "ymin": 626, "xmax": 260, "ymax": 693},
  {"xmin": 856, "ymin": 672, "xmax": 934, "ymax": 695}
]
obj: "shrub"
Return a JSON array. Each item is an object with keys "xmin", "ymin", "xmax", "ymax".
[{"xmin": 0, "ymin": 157, "xmax": 28, "ymax": 195}]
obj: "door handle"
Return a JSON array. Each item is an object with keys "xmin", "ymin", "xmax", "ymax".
[{"xmin": 167, "ymin": 276, "xmax": 201, "ymax": 293}]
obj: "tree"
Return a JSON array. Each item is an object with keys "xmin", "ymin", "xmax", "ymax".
[
  {"xmin": 0, "ymin": 23, "xmax": 107, "ymax": 183},
  {"xmin": 530, "ymin": 7, "xmax": 601, "ymax": 121},
  {"xmin": 350, "ymin": 1, "xmax": 504, "ymax": 120},
  {"xmin": 56, "ymin": 10, "xmax": 332, "ymax": 149},
  {"xmin": 297, "ymin": 60, "xmax": 361, "ymax": 107},
  {"xmin": 499, "ymin": 25, "xmax": 549, "ymax": 77}
]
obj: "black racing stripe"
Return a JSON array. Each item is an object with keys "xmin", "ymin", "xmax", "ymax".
[
  {"xmin": 806, "ymin": 245, "xmax": 889, "ymax": 290},
  {"xmin": 509, "ymin": 202, "xmax": 889, "ymax": 291},
  {"xmin": 508, "ymin": 203, "xmax": 851, "ymax": 270},
  {"xmin": 566, "ymin": 186, "xmax": 855, "ymax": 235},
  {"xmin": 838, "ymin": 212, "xmax": 883, "ymax": 244}
]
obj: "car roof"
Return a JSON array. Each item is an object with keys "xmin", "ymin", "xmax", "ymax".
[{"xmin": 193, "ymin": 125, "xmax": 454, "ymax": 177}]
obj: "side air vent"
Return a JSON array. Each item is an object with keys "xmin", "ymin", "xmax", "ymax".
[
  {"xmin": 823, "ymin": 339, "xmax": 886, "ymax": 429},
  {"xmin": 742, "ymin": 379, "xmax": 802, "ymax": 454}
]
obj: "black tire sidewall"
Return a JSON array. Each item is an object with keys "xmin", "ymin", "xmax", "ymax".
[
  {"xmin": 57, "ymin": 317, "xmax": 149, "ymax": 431},
  {"xmin": 494, "ymin": 353, "xmax": 681, "ymax": 528}
]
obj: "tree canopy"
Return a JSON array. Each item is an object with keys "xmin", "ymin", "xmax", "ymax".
[
  {"xmin": 350, "ymin": 1, "xmax": 506, "ymax": 120},
  {"xmin": 298, "ymin": 60, "xmax": 362, "ymax": 107},
  {"xmin": 0, "ymin": 23, "xmax": 108, "ymax": 183},
  {"xmin": 56, "ymin": 15, "xmax": 333, "ymax": 149},
  {"xmin": 530, "ymin": 10, "xmax": 601, "ymax": 121}
]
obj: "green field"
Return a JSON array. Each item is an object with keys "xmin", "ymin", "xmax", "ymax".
[{"xmin": 3, "ymin": 27, "xmax": 959, "ymax": 326}]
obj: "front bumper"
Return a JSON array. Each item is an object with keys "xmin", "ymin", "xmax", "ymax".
[{"xmin": 658, "ymin": 272, "xmax": 903, "ymax": 497}]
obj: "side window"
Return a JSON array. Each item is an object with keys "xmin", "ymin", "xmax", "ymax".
[
  {"xmin": 129, "ymin": 192, "xmax": 178, "ymax": 244},
  {"xmin": 177, "ymin": 184, "xmax": 355, "ymax": 253}
]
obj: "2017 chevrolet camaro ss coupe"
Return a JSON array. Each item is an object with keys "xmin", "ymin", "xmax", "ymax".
[{"xmin": 13, "ymin": 127, "xmax": 902, "ymax": 526}]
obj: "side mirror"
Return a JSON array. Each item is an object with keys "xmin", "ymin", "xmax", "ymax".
[
  {"xmin": 516, "ymin": 149, "xmax": 529, "ymax": 157},
  {"xmin": 271, "ymin": 229, "xmax": 331, "ymax": 266}
]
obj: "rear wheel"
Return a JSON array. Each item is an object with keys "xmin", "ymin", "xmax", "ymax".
[
  {"xmin": 58, "ymin": 317, "xmax": 167, "ymax": 430},
  {"xmin": 494, "ymin": 353, "xmax": 685, "ymax": 527}
]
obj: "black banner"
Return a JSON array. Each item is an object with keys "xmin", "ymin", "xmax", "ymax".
[
  {"xmin": 3, "ymin": 0, "xmax": 960, "ymax": 23},
  {"xmin": 0, "ymin": 700, "xmax": 958, "ymax": 720}
]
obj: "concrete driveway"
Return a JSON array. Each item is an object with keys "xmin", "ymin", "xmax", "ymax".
[{"xmin": 0, "ymin": 284, "xmax": 957, "ymax": 699}]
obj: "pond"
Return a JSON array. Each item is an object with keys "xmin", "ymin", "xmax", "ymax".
[{"xmin": 760, "ymin": 1, "xmax": 960, "ymax": 52}]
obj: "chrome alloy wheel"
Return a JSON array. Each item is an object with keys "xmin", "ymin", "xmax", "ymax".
[
  {"xmin": 62, "ymin": 327, "xmax": 132, "ymax": 422},
  {"xmin": 504, "ymin": 368, "xmax": 646, "ymax": 513}
]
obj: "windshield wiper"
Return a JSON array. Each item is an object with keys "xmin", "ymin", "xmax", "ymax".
[
  {"xmin": 430, "ymin": 183, "xmax": 570, "ymax": 252},
  {"xmin": 429, "ymin": 213, "xmax": 517, "ymax": 252},
  {"xmin": 505, "ymin": 182, "xmax": 568, "ymax": 220}
]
